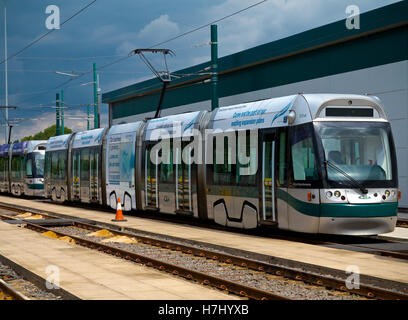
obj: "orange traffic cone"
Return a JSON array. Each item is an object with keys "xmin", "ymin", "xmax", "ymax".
[{"xmin": 112, "ymin": 197, "xmax": 127, "ymax": 222}]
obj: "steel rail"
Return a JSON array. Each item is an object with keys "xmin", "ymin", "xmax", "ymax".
[
  {"xmin": 67, "ymin": 220, "xmax": 408, "ymax": 300},
  {"xmin": 397, "ymin": 219, "xmax": 408, "ymax": 228},
  {"xmin": 31, "ymin": 199, "xmax": 408, "ymax": 245},
  {"xmin": 0, "ymin": 278, "xmax": 29, "ymax": 300},
  {"xmin": 0, "ymin": 212, "xmax": 288, "ymax": 300}
]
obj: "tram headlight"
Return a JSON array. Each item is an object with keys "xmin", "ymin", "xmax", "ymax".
[
  {"xmin": 326, "ymin": 191, "xmax": 333, "ymax": 199},
  {"xmin": 334, "ymin": 190, "xmax": 341, "ymax": 198},
  {"xmin": 384, "ymin": 190, "xmax": 390, "ymax": 197},
  {"xmin": 287, "ymin": 110, "xmax": 296, "ymax": 124}
]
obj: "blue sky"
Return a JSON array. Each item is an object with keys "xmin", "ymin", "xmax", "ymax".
[{"xmin": 0, "ymin": 0, "xmax": 402, "ymax": 142}]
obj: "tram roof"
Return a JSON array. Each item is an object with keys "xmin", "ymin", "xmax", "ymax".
[
  {"xmin": 209, "ymin": 93, "xmax": 387, "ymax": 130},
  {"xmin": 25, "ymin": 140, "xmax": 47, "ymax": 153},
  {"xmin": 108, "ymin": 121, "xmax": 143, "ymax": 135},
  {"xmin": 0, "ymin": 144, "xmax": 10, "ymax": 156},
  {"xmin": 71, "ymin": 128, "xmax": 106, "ymax": 149},
  {"xmin": 144, "ymin": 110, "xmax": 203, "ymax": 141},
  {"xmin": 46, "ymin": 134, "xmax": 73, "ymax": 151}
]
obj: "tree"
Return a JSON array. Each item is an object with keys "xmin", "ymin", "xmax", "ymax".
[{"xmin": 21, "ymin": 125, "xmax": 73, "ymax": 141}]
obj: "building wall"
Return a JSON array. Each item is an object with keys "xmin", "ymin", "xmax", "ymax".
[
  {"xmin": 113, "ymin": 60, "xmax": 408, "ymax": 207},
  {"xmin": 108, "ymin": 22, "xmax": 408, "ymax": 122}
]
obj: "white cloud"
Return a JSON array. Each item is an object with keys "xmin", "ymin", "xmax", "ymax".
[
  {"xmin": 115, "ymin": 14, "xmax": 180, "ymax": 55},
  {"xmin": 10, "ymin": 108, "xmax": 95, "ymax": 142},
  {"xmin": 138, "ymin": 14, "xmax": 180, "ymax": 42}
]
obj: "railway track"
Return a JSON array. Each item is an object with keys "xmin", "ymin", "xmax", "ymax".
[
  {"xmin": 28, "ymin": 199, "xmax": 408, "ymax": 262},
  {"xmin": 0, "ymin": 209, "xmax": 288, "ymax": 300},
  {"xmin": 397, "ymin": 219, "xmax": 408, "ymax": 228},
  {"xmin": 0, "ymin": 278, "xmax": 29, "ymax": 300},
  {"xmin": 0, "ymin": 203, "xmax": 407, "ymax": 300}
]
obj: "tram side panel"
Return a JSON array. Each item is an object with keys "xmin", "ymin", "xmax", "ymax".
[
  {"xmin": 24, "ymin": 141, "xmax": 47, "ymax": 197},
  {"xmin": 10, "ymin": 142, "xmax": 27, "ymax": 196},
  {"xmin": 70, "ymin": 128, "xmax": 107, "ymax": 205},
  {"xmin": 45, "ymin": 134, "xmax": 74, "ymax": 202},
  {"xmin": 105, "ymin": 122, "xmax": 143, "ymax": 211},
  {"xmin": 204, "ymin": 95, "xmax": 300, "ymax": 229},
  {"xmin": 141, "ymin": 112, "xmax": 205, "ymax": 217},
  {"xmin": 285, "ymin": 123, "xmax": 321, "ymax": 233},
  {"xmin": 0, "ymin": 145, "xmax": 10, "ymax": 193},
  {"xmin": 204, "ymin": 130, "xmax": 257, "ymax": 229}
]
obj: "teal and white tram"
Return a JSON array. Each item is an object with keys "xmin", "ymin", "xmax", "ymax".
[
  {"xmin": 105, "ymin": 121, "xmax": 145, "ymax": 211},
  {"xmin": 203, "ymin": 94, "xmax": 398, "ymax": 234},
  {"xmin": 43, "ymin": 93, "xmax": 399, "ymax": 235},
  {"xmin": 44, "ymin": 129, "xmax": 108, "ymax": 204},
  {"xmin": 0, "ymin": 141, "xmax": 47, "ymax": 196}
]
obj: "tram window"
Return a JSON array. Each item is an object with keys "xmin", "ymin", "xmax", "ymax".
[
  {"xmin": 92, "ymin": 150, "xmax": 98, "ymax": 173},
  {"xmin": 80, "ymin": 149, "xmax": 90, "ymax": 180},
  {"xmin": 51, "ymin": 152, "xmax": 58, "ymax": 179},
  {"xmin": 236, "ymin": 131, "xmax": 256, "ymax": 185},
  {"xmin": 278, "ymin": 130, "xmax": 287, "ymax": 186},
  {"xmin": 1, "ymin": 156, "xmax": 8, "ymax": 178},
  {"xmin": 26, "ymin": 157, "xmax": 33, "ymax": 177},
  {"xmin": 213, "ymin": 135, "xmax": 234, "ymax": 185},
  {"xmin": 44, "ymin": 153, "xmax": 50, "ymax": 179},
  {"xmin": 11, "ymin": 156, "xmax": 21, "ymax": 179},
  {"xmin": 0, "ymin": 157, "xmax": 4, "ymax": 180},
  {"xmin": 17, "ymin": 156, "xmax": 22, "ymax": 178},
  {"xmin": 291, "ymin": 126, "xmax": 318, "ymax": 181},
  {"xmin": 58, "ymin": 152, "xmax": 66, "ymax": 179},
  {"xmin": 34, "ymin": 153, "xmax": 45, "ymax": 178},
  {"xmin": 11, "ymin": 157, "xmax": 15, "ymax": 178},
  {"xmin": 319, "ymin": 124, "xmax": 392, "ymax": 181},
  {"xmin": 160, "ymin": 141, "xmax": 174, "ymax": 183}
]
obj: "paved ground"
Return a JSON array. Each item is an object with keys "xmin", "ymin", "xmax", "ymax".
[{"xmin": 0, "ymin": 220, "xmax": 238, "ymax": 300}]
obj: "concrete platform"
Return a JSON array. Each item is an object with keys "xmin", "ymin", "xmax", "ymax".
[
  {"xmin": 0, "ymin": 219, "xmax": 237, "ymax": 300},
  {"xmin": 1, "ymin": 195, "xmax": 408, "ymax": 285},
  {"xmin": 398, "ymin": 212, "xmax": 408, "ymax": 221},
  {"xmin": 383, "ymin": 228, "xmax": 408, "ymax": 240}
]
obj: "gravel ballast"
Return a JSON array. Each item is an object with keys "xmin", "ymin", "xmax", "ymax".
[
  {"xmin": 51, "ymin": 226, "xmax": 364, "ymax": 300},
  {"xmin": 0, "ymin": 262, "xmax": 63, "ymax": 300}
]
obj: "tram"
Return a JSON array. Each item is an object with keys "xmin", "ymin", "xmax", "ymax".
[
  {"xmin": 0, "ymin": 140, "xmax": 47, "ymax": 196},
  {"xmin": 43, "ymin": 94, "xmax": 399, "ymax": 235}
]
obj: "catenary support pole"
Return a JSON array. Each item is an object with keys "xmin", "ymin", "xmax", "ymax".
[
  {"xmin": 4, "ymin": 4, "xmax": 8, "ymax": 144},
  {"xmin": 87, "ymin": 104, "xmax": 90, "ymax": 130},
  {"xmin": 97, "ymin": 73, "xmax": 100, "ymax": 128},
  {"xmin": 211, "ymin": 24, "xmax": 218, "ymax": 111},
  {"xmin": 93, "ymin": 63, "xmax": 98, "ymax": 129},
  {"xmin": 61, "ymin": 89, "xmax": 64, "ymax": 135},
  {"xmin": 56, "ymin": 93, "xmax": 60, "ymax": 136}
]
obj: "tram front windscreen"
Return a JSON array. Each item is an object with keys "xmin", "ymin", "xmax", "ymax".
[{"xmin": 315, "ymin": 121, "xmax": 397, "ymax": 188}]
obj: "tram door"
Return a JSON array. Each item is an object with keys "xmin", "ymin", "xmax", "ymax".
[
  {"xmin": 176, "ymin": 143, "xmax": 192, "ymax": 212},
  {"xmin": 72, "ymin": 151, "xmax": 80, "ymax": 200},
  {"xmin": 90, "ymin": 149, "xmax": 99, "ymax": 201},
  {"xmin": 261, "ymin": 133, "xmax": 276, "ymax": 222},
  {"xmin": 80, "ymin": 149, "xmax": 90, "ymax": 201},
  {"xmin": 145, "ymin": 147, "xmax": 158, "ymax": 208}
]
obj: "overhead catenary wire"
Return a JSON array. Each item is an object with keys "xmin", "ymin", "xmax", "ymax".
[
  {"xmin": 9, "ymin": 0, "xmax": 269, "ymax": 125},
  {"xmin": 0, "ymin": 0, "xmax": 98, "ymax": 130},
  {"xmin": 14, "ymin": 0, "xmax": 268, "ymax": 103},
  {"xmin": 148, "ymin": 0, "xmax": 268, "ymax": 49},
  {"xmin": 0, "ymin": 0, "xmax": 98, "ymax": 66},
  {"xmin": 0, "ymin": 68, "xmax": 152, "ymax": 75},
  {"xmin": 14, "ymin": 55, "xmax": 127, "ymax": 61}
]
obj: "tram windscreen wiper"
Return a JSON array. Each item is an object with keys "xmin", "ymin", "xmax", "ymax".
[{"xmin": 324, "ymin": 160, "xmax": 368, "ymax": 194}]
